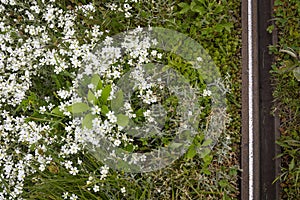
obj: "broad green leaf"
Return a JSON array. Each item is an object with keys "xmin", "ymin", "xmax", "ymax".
[
  {"xmin": 101, "ymin": 85, "xmax": 111, "ymax": 104},
  {"xmin": 202, "ymin": 138, "xmax": 213, "ymax": 147},
  {"xmin": 199, "ymin": 148, "xmax": 211, "ymax": 158},
  {"xmin": 191, "ymin": 5, "xmax": 205, "ymax": 14},
  {"xmin": 203, "ymin": 154, "xmax": 213, "ymax": 164},
  {"xmin": 186, "ymin": 145, "xmax": 197, "ymax": 159},
  {"xmin": 101, "ymin": 105, "xmax": 109, "ymax": 115},
  {"xmin": 68, "ymin": 102, "xmax": 90, "ymax": 114},
  {"xmin": 82, "ymin": 113, "xmax": 96, "ymax": 129},
  {"xmin": 112, "ymin": 90, "xmax": 124, "ymax": 111},
  {"xmin": 91, "ymin": 74, "xmax": 102, "ymax": 90},
  {"xmin": 88, "ymin": 90, "xmax": 97, "ymax": 104},
  {"xmin": 202, "ymin": 168, "xmax": 211, "ymax": 175},
  {"xmin": 51, "ymin": 107, "xmax": 64, "ymax": 116},
  {"xmin": 293, "ymin": 67, "xmax": 300, "ymax": 81},
  {"xmin": 218, "ymin": 180, "xmax": 228, "ymax": 188},
  {"xmin": 169, "ymin": 142, "xmax": 183, "ymax": 149},
  {"xmin": 116, "ymin": 114, "xmax": 129, "ymax": 127}
]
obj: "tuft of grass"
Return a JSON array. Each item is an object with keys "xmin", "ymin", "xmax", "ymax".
[{"xmin": 269, "ymin": 0, "xmax": 300, "ymax": 198}]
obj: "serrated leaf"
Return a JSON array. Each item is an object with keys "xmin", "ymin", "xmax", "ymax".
[
  {"xmin": 82, "ymin": 113, "xmax": 96, "ymax": 129},
  {"xmin": 116, "ymin": 114, "xmax": 129, "ymax": 127},
  {"xmin": 88, "ymin": 90, "xmax": 97, "ymax": 104},
  {"xmin": 112, "ymin": 90, "xmax": 124, "ymax": 111},
  {"xmin": 68, "ymin": 102, "xmax": 90, "ymax": 114},
  {"xmin": 101, "ymin": 85, "xmax": 111, "ymax": 104}
]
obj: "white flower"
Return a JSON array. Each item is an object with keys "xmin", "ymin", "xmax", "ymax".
[
  {"xmin": 121, "ymin": 187, "xmax": 126, "ymax": 194},
  {"xmin": 125, "ymin": 11, "xmax": 132, "ymax": 18},
  {"xmin": 39, "ymin": 164, "xmax": 46, "ymax": 172},
  {"xmin": 69, "ymin": 167, "xmax": 79, "ymax": 175},
  {"xmin": 93, "ymin": 184, "xmax": 100, "ymax": 193},
  {"xmin": 203, "ymin": 89, "xmax": 212, "ymax": 97},
  {"xmin": 106, "ymin": 111, "xmax": 117, "ymax": 123},
  {"xmin": 100, "ymin": 165, "xmax": 109, "ymax": 179},
  {"xmin": 114, "ymin": 139, "xmax": 121, "ymax": 147},
  {"xmin": 197, "ymin": 57, "xmax": 203, "ymax": 62},
  {"xmin": 39, "ymin": 106, "xmax": 47, "ymax": 114},
  {"xmin": 108, "ymin": 3, "xmax": 117, "ymax": 11},
  {"xmin": 91, "ymin": 105, "xmax": 101, "ymax": 115},
  {"xmin": 157, "ymin": 53, "xmax": 162, "ymax": 59},
  {"xmin": 70, "ymin": 194, "xmax": 78, "ymax": 200},
  {"xmin": 64, "ymin": 160, "xmax": 73, "ymax": 169},
  {"xmin": 62, "ymin": 192, "xmax": 69, "ymax": 199}
]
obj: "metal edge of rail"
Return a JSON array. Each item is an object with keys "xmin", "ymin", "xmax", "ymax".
[{"xmin": 242, "ymin": 0, "xmax": 280, "ymax": 199}]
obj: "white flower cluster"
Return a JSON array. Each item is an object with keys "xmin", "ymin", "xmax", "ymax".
[
  {"xmin": 0, "ymin": 0, "xmax": 110, "ymax": 198},
  {"xmin": 58, "ymin": 27, "xmax": 174, "ymax": 171},
  {"xmin": 106, "ymin": 0, "xmax": 139, "ymax": 18},
  {"xmin": 0, "ymin": 0, "xmax": 206, "ymax": 198},
  {"xmin": 0, "ymin": 112, "xmax": 53, "ymax": 199}
]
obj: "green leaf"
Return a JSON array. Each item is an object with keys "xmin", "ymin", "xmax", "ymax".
[
  {"xmin": 101, "ymin": 85, "xmax": 111, "ymax": 104},
  {"xmin": 87, "ymin": 90, "xmax": 97, "ymax": 104},
  {"xmin": 112, "ymin": 90, "xmax": 124, "ymax": 111},
  {"xmin": 82, "ymin": 113, "xmax": 96, "ymax": 129},
  {"xmin": 178, "ymin": 2, "xmax": 190, "ymax": 14},
  {"xmin": 218, "ymin": 180, "xmax": 228, "ymax": 188},
  {"xmin": 186, "ymin": 145, "xmax": 197, "ymax": 159},
  {"xmin": 223, "ymin": 22, "xmax": 234, "ymax": 32},
  {"xmin": 178, "ymin": 2, "xmax": 189, "ymax": 8},
  {"xmin": 191, "ymin": 5, "xmax": 205, "ymax": 14},
  {"xmin": 124, "ymin": 144, "xmax": 134, "ymax": 152},
  {"xmin": 289, "ymin": 158, "xmax": 295, "ymax": 171},
  {"xmin": 190, "ymin": 1, "xmax": 197, "ymax": 9},
  {"xmin": 91, "ymin": 74, "xmax": 102, "ymax": 90},
  {"xmin": 51, "ymin": 107, "xmax": 64, "ymax": 116},
  {"xmin": 293, "ymin": 67, "xmax": 300, "ymax": 81},
  {"xmin": 116, "ymin": 114, "xmax": 129, "ymax": 127},
  {"xmin": 68, "ymin": 102, "xmax": 90, "ymax": 114},
  {"xmin": 169, "ymin": 142, "xmax": 183, "ymax": 149},
  {"xmin": 101, "ymin": 105, "xmax": 109, "ymax": 115},
  {"xmin": 202, "ymin": 168, "xmax": 211, "ymax": 175},
  {"xmin": 214, "ymin": 5, "xmax": 224, "ymax": 13},
  {"xmin": 199, "ymin": 148, "xmax": 211, "ymax": 158},
  {"xmin": 202, "ymin": 138, "xmax": 213, "ymax": 147},
  {"xmin": 203, "ymin": 154, "xmax": 213, "ymax": 164}
]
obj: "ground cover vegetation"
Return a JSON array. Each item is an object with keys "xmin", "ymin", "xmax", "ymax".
[
  {"xmin": 0, "ymin": 0, "xmax": 241, "ymax": 199},
  {"xmin": 269, "ymin": 0, "xmax": 300, "ymax": 199}
]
